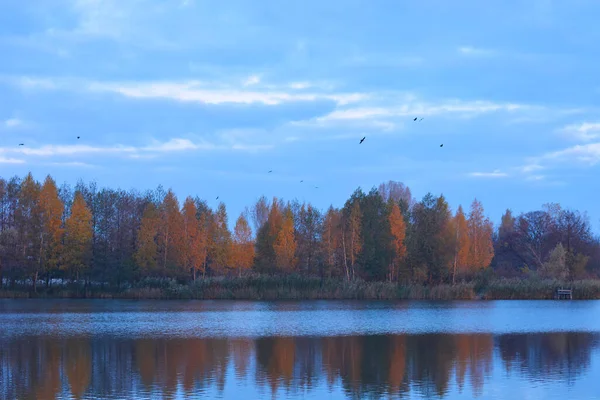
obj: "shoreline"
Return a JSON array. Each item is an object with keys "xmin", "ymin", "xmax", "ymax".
[{"xmin": 1, "ymin": 276, "xmax": 599, "ymax": 301}]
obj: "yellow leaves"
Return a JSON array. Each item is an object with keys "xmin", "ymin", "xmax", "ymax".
[
  {"xmin": 64, "ymin": 192, "xmax": 93, "ymax": 278},
  {"xmin": 389, "ymin": 203, "xmax": 407, "ymax": 261},
  {"xmin": 467, "ymin": 199, "xmax": 494, "ymax": 271},
  {"xmin": 158, "ymin": 190, "xmax": 183, "ymax": 272},
  {"xmin": 388, "ymin": 202, "xmax": 407, "ymax": 282},
  {"xmin": 274, "ymin": 208, "xmax": 296, "ymax": 271},
  {"xmin": 232, "ymin": 213, "xmax": 254, "ymax": 276},
  {"xmin": 39, "ymin": 176, "xmax": 64, "ymax": 269},
  {"xmin": 181, "ymin": 197, "xmax": 206, "ymax": 280}
]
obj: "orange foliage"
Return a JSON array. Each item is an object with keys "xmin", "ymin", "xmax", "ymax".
[
  {"xmin": 63, "ymin": 192, "xmax": 93, "ymax": 281},
  {"xmin": 274, "ymin": 207, "xmax": 296, "ymax": 271},
  {"xmin": 388, "ymin": 202, "xmax": 407, "ymax": 282},
  {"xmin": 467, "ymin": 199, "xmax": 494, "ymax": 271},
  {"xmin": 232, "ymin": 213, "xmax": 254, "ymax": 277},
  {"xmin": 181, "ymin": 197, "xmax": 205, "ymax": 281}
]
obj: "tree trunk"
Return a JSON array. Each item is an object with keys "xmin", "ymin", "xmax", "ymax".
[
  {"xmin": 193, "ymin": 266, "xmax": 196, "ymax": 281},
  {"xmin": 453, "ymin": 223, "xmax": 459, "ymax": 285},
  {"xmin": 33, "ymin": 271, "xmax": 38, "ymax": 293},
  {"xmin": 341, "ymin": 228, "xmax": 349, "ymax": 281}
]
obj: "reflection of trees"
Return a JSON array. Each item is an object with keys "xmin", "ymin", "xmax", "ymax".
[
  {"xmin": 0, "ymin": 332, "xmax": 597, "ymax": 399},
  {"xmin": 256, "ymin": 337, "xmax": 296, "ymax": 394},
  {"xmin": 64, "ymin": 338, "xmax": 92, "ymax": 399},
  {"xmin": 497, "ymin": 332, "xmax": 597, "ymax": 383}
]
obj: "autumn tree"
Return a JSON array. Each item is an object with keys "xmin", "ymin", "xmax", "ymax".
[
  {"xmin": 467, "ymin": 199, "xmax": 494, "ymax": 272},
  {"xmin": 274, "ymin": 207, "xmax": 297, "ymax": 272},
  {"xmin": 341, "ymin": 192, "xmax": 362, "ymax": 281},
  {"xmin": 295, "ymin": 203, "xmax": 323, "ymax": 275},
  {"xmin": 135, "ymin": 203, "xmax": 160, "ymax": 277},
  {"xmin": 181, "ymin": 197, "xmax": 205, "ymax": 281},
  {"xmin": 388, "ymin": 202, "xmax": 407, "ymax": 282},
  {"xmin": 38, "ymin": 176, "xmax": 64, "ymax": 287},
  {"xmin": 322, "ymin": 206, "xmax": 341, "ymax": 278},
  {"xmin": 63, "ymin": 192, "xmax": 93, "ymax": 282},
  {"xmin": 254, "ymin": 198, "xmax": 283, "ymax": 274},
  {"xmin": 16, "ymin": 173, "xmax": 42, "ymax": 288},
  {"xmin": 378, "ymin": 181, "xmax": 414, "ymax": 209},
  {"xmin": 211, "ymin": 203, "xmax": 232, "ymax": 274},
  {"xmin": 232, "ymin": 213, "xmax": 254, "ymax": 277},
  {"xmin": 251, "ymin": 195, "xmax": 270, "ymax": 234},
  {"xmin": 157, "ymin": 190, "xmax": 183, "ymax": 276},
  {"xmin": 451, "ymin": 205, "xmax": 470, "ymax": 283}
]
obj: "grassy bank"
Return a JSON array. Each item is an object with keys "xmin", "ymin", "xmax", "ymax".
[{"xmin": 1, "ymin": 276, "xmax": 600, "ymax": 300}]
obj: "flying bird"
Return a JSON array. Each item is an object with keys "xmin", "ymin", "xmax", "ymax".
[
  {"xmin": 440, "ymin": 144, "xmax": 443, "ymax": 147},
  {"xmin": 268, "ymin": 170, "xmax": 272, "ymax": 173},
  {"xmin": 216, "ymin": 196, "xmax": 219, "ymax": 200},
  {"xmin": 300, "ymin": 180, "xmax": 304, "ymax": 183},
  {"xmin": 413, "ymin": 117, "xmax": 418, "ymax": 121},
  {"xmin": 359, "ymin": 136, "xmax": 366, "ymax": 144},
  {"xmin": 419, "ymin": 118, "xmax": 424, "ymax": 121},
  {"xmin": 314, "ymin": 186, "xmax": 319, "ymax": 189},
  {"xmin": 77, "ymin": 136, "xmax": 80, "ymax": 139},
  {"xmin": 18, "ymin": 143, "xmax": 24, "ymax": 146}
]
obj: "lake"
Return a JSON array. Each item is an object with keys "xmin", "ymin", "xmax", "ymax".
[{"xmin": 1, "ymin": 300, "xmax": 600, "ymax": 399}]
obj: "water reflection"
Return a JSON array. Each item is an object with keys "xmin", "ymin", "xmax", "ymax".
[{"xmin": 1, "ymin": 332, "xmax": 598, "ymax": 400}]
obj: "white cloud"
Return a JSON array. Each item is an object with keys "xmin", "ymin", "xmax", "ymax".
[
  {"xmin": 3, "ymin": 118, "xmax": 22, "ymax": 128},
  {"xmin": 0, "ymin": 157, "xmax": 25, "ymax": 164},
  {"xmin": 0, "ymin": 137, "xmax": 272, "ymax": 159},
  {"xmin": 525, "ymin": 174, "xmax": 545, "ymax": 181},
  {"xmin": 468, "ymin": 169, "xmax": 508, "ymax": 178},
  {"xmin": 560, "ymin": 122, "xmax": 600, "ymax": 141},
  {"xmin": 289, "ymin": 82, "xmax": 311, "ymax": 89},
  {"xmin": 48, "ymin": 161, "xmax": 96, "ymax": 168},
  {"xmin": 542, "ymin": 142, "xmax": 600, "ymax": 166},
  {"xmin": 519, "ymin": 163, "xmax": 544, "ymax": 173},
  {"xmin": 302, "ymin": 98, "xmax": 536, "ymax": 130},
  {"xmin": 243, "ymin": 75, "xmax": 261, "ymax": 86},
  {"xmin": 143, "ymin": 138, "xmax": 205, "ymax": 152},
  {"xmin": 458, "ymin": 46, "xmax": 497, "ymax": 57},
  {"xmin": 85, "ymin": 80, "xmax": 366, "ymax": 106}
]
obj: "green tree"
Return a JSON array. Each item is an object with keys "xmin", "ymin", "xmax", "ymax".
[
  {"xmin": 357, "ymin": 189, "xmax": 393, "ymax": 281},
  {"xmin": 540, "ymin": 242, "xmax": 568, "ymax": 280}
]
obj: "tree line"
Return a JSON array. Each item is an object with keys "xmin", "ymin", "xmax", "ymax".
[{"xmin": 1, "ymin": 173, "xmax": 599, "ymax": 290}]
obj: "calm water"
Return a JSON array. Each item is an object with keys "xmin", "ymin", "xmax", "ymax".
[{"xmin": 1, "ymin": 300, "xmax": 600, "ymax": 399}]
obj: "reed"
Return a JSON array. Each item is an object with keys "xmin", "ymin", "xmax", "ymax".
[{"xmin": 1, "ymin": 276, "xmax": 599, "ymax": 300}]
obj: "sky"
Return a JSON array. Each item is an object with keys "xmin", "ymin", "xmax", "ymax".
[{"xmin": 1, "ymin": 0, "xmax": 600, "ymax": 230}]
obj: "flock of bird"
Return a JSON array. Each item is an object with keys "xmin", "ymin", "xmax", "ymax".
[
  {"xmin": 245, "ymin": 116, "xmax": 439, "ymax": 200},
  {"xmin": 14, "ymin": 118, "xmax": 440, "ymax": 202}
]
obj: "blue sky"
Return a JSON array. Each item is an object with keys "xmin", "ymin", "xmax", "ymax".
[{"xmin": 1, "ymin": 0, "xmax": 600, "ymax": 229}]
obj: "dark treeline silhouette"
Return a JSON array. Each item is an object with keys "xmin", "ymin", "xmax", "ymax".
[
  {"xmin": 1, "ymin": 332, "xmax": 597, "ymax": 399},
  {"xmin": 1, "ymin": 173, "xmax": 599, "ymax": 294}
]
